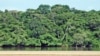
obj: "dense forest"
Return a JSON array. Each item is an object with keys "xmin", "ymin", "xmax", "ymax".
[{"xmin": 0, "ymin": 4, "xmax": 100, "ymax": 48}]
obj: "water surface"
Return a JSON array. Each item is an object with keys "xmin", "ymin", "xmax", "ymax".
[{"xmin": 0, "ymin": 47, "xmax": 100, "ymax": 51}]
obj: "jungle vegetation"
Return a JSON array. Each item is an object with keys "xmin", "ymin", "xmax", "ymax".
[{"xmin": 0, "ymin": 4, "xmax": 100, "ymax": 48}]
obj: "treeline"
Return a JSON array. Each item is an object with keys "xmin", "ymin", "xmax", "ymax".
[{"xmin": 0, "ymin": 4, "xmax": 100, "ymax": 48}]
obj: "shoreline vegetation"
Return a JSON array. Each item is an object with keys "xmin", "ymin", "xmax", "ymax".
[{"xmin": 0, "ymin": 4, "xmax": 100, "ymax": 48}]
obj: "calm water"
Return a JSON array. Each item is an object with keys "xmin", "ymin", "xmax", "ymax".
[{"xmin": 0, "ymin": 47, "xmax": 100, "ymax": 51}]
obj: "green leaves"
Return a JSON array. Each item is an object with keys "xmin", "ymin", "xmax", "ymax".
[
  {"xmin": 37, "ymin": 4, "xmax": 50, "ymax": 14},
  {"xmin": 40, "ymin": 33, "xmax": 61, "ymax": 46},
  {"xmin": 0, "ymin": 4, "xmax": 100, "ymax": 48},
  {"xmin": 51, "ymin": 4, "xmax": 70, "ymax": 14}
]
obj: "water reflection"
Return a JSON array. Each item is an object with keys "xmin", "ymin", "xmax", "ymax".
[{"xmin": 0, "ymin": 47, "xmax": 100, "ymax": 51}]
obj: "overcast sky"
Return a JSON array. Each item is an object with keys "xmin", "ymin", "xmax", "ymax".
[{"xmin": 0, "ymin": 0, "xmax": 100, "ymax": 11}]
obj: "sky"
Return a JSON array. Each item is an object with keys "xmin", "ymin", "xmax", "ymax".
[{"xmin": 0, "ymin": 0, "xmax": 100, "ymax": 11}]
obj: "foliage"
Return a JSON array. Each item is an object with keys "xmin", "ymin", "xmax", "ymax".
[{"xmin": 0, "ymin": 4, "xmax": 100, "ymax": 48}]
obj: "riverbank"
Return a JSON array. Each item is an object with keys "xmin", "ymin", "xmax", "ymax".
[{"xmin": 0, "ymin": 51, "xmax": 100, "ymax": 56}]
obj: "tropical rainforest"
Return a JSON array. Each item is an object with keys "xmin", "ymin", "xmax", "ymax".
[{"xmin": 0, "ymin": 4, "xmax": 100, "ymax": 48}]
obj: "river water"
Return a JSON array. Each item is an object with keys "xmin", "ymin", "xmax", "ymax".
[{"xmin": 0, "ymin": 47, "xmax": 100, "ymax": 51}]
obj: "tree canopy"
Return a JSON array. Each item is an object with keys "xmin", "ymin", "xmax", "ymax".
[{"xmin": 0, "ymin": 4, "xmax": 100, "ymax": 48}]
